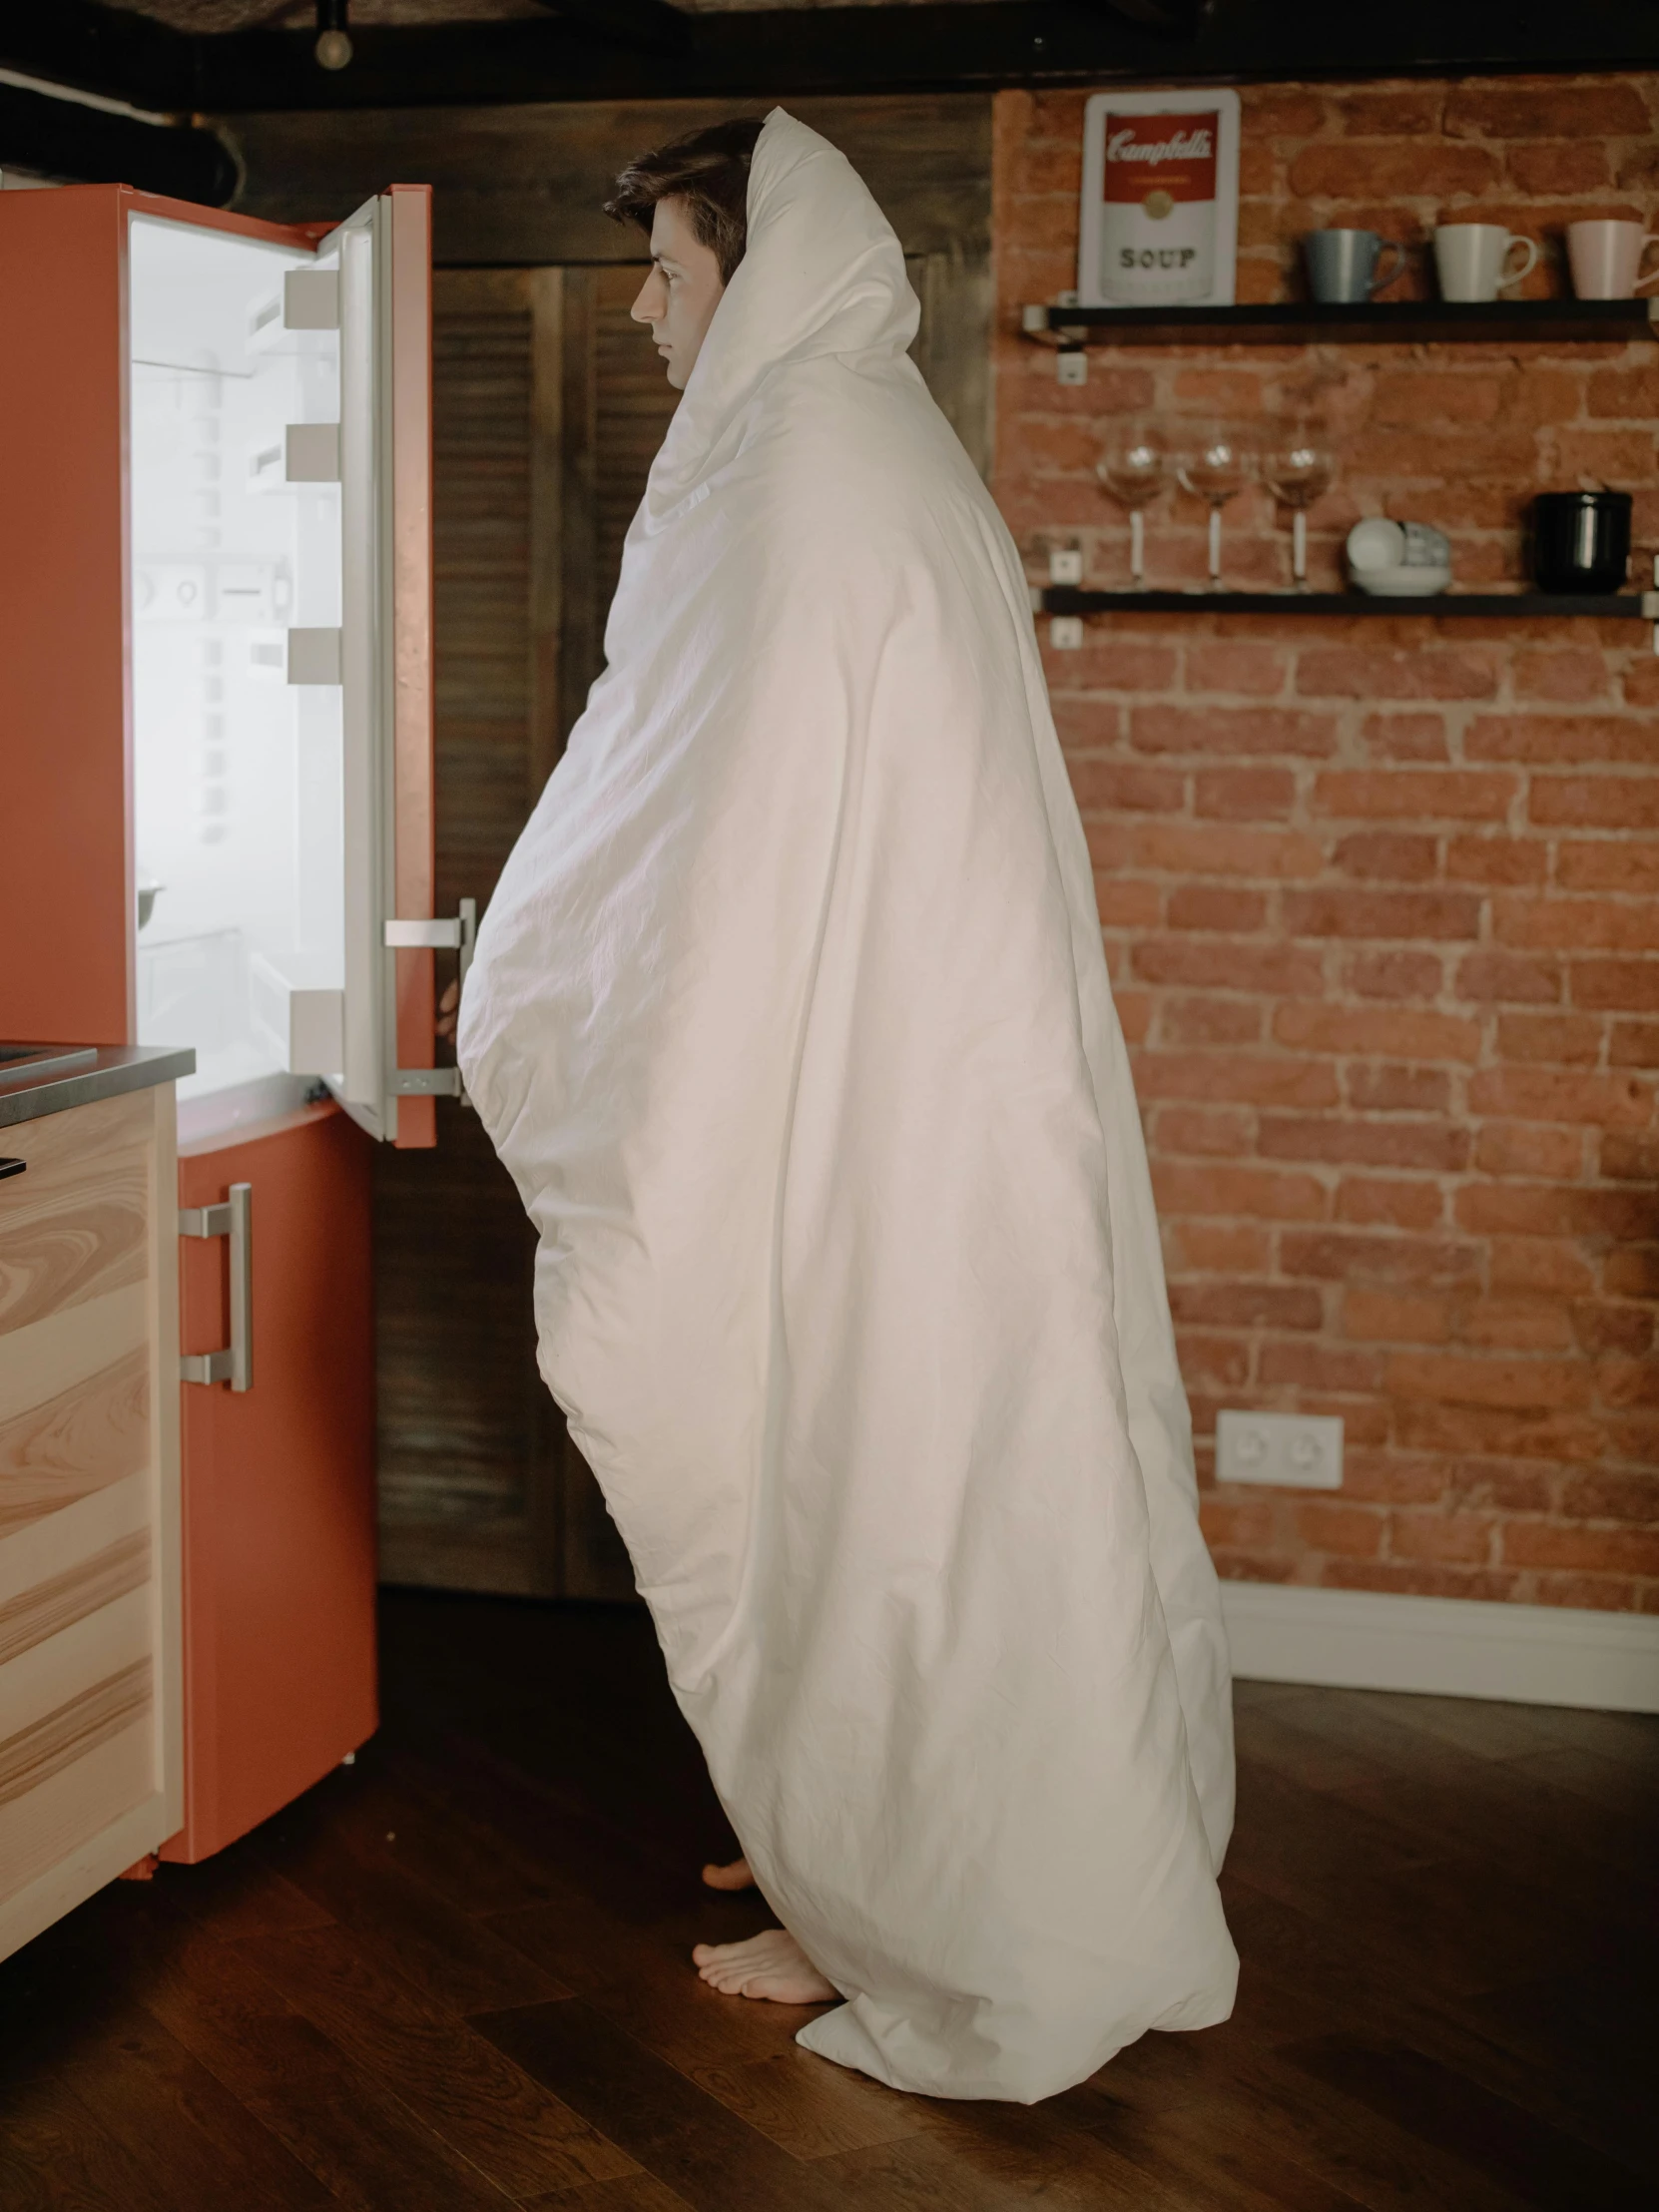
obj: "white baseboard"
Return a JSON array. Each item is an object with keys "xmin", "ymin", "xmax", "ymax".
[{"xmin": 1221, "ymin": 1581, "xmax": 1659, "ymax": 1714}]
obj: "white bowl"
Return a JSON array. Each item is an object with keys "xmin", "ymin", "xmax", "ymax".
[{"xmin": 1351, "ymin": 566, "xmax": 1453, "ymax": 598}]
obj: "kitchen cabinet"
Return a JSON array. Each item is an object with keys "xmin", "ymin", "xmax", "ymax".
[{"xmin": 0, "ymin": 1052, "xmax": 189, "ymax": 1961}]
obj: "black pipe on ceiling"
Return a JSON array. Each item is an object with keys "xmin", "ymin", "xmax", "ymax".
[{"xmin": 0, "ymin": 82, "xmax": 238, "ymax": 204}]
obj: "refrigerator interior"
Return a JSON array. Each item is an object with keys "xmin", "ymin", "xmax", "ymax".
[{"xmin": 129, "ymin": 214, "xmax": 345, "ymax": 1121}]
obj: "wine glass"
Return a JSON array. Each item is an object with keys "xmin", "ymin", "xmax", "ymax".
[
  {"xmin": 1262, "ymin": 429, "xmax": 1337, "ymax": 591},
  {"xmin": 1176, "ymin": 428, "xmax": 1255, "ymax": 591},
  {"xmin": 1096, "ymin": 422, "xmax": 1167, "ymax": 589}
]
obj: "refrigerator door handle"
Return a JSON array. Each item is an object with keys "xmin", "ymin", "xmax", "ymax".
[{"xmin": 180, "ymin": 1182, "xmax": 254, "ymax": 1392}]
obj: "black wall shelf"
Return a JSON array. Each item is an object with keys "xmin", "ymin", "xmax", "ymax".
[
  {"xmin": 1021, "ymin": 300, "xmax": 1659, "ymax": 348},
  {"xmin": 1037, "ymin": 588, "xmax": 1657, "ymax": 620}
]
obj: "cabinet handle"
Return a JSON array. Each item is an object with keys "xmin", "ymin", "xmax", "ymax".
[
  {"xmin": 179, "ymin": 1182, "xmax": 253, "ymax": 1392},
  {"xmin": 0, "ymin": 1159, "xmax": 25, "ymax": 1182}
]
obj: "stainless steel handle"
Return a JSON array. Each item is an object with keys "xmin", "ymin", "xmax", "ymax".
[{"xmin": 179, "ymin": 1182, "xmax": 253, "ymax": 1391}]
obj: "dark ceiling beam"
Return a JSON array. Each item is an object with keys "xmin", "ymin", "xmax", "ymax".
[
  {"xmin": 0, "ymin": 2, "xmax": 197, "ymax": 113},
  {"xmin": 186, "ymin": 1, "xmax": 1659, "ymax": 112},
  {"xmin": 532, "ymin": 0, "xmax": 692, "ymax": 56},
  {"xmin": 4, "ymin": 0, "xmax": 1659, "ymax": 117},
  {"xmin": 0, "ymin": 81, "xmax": 236, "ymax": 201}
]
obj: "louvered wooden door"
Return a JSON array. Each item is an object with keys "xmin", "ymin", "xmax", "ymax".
[{"xmin": 378, "ymin": 256, "xmax": 978, "ymax": 1599}]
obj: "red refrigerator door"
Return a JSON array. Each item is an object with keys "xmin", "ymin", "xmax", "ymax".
[{"xmin": 164, "ymin": 1103, "xmax": 375, "ymax": 1862}]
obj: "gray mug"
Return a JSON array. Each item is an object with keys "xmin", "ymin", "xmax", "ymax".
[{"xmin": 1305, "ymin": 229, "xmax": 1403, "ymax": 303}]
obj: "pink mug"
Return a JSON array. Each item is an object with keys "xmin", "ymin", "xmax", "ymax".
[{"xmin": 1567, "ymin": 220, "xmax": 1659, "ymax": 299}]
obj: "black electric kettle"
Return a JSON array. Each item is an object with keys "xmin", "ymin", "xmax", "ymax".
[{"xmin": 1528, "ymin": 490, "xmax": 1632, "ymax": 593}]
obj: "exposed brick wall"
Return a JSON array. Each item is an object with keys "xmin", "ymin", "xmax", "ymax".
[{"xmin": 993, "ymin": 75, "xmax": 1659, "ymax": 1612}]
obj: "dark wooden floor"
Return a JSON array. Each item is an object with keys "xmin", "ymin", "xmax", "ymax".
[{"xmin": 2, "ymin": 1592, "xmax": 1655, "ymax": 2210}]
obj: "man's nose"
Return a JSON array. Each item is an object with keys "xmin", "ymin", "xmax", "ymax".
[{"xmin": 630, "ymin": 278, "xmax": 658, "ymax": 324}]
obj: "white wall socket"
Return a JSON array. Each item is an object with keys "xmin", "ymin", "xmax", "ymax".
[{"xmin": 1216, "ymin": 1409, "xmax": 1344, "ymax": 1490}]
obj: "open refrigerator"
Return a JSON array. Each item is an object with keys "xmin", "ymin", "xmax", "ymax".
[{"xmin": 0, "ymin": 182, "xmax": 465, "ymax": 1860}]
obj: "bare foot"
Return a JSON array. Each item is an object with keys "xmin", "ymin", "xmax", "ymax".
[
  {"xmin": 701, "ymin": 1855, "xmax": 755, "ymax": 1892},
  {"xmin": 692, "ymin": 1928, "xmax": 836, "ymax": 2003}
]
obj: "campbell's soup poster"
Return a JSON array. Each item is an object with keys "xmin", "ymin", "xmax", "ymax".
[{"xmin": 1078, "ymin": 89, "xmax": 1240, "ymax": 308}]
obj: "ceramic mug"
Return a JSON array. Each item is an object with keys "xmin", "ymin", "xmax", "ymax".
[
  {"xmin": 1566, "ymin": 219, "xmax": 1659, "ymax": 299},
  {"xmin": 1304, "ymin": 228, "xmax": 1403, "ymax": 303},
  {"xmin": 1432, "ymin": 223, "xmax": 1539, "ymax": 301}
]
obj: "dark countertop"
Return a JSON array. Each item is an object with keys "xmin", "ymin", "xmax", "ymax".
[{"xmin": 0, "ymin": 1045, "xmax": 196, "ymax": 1131}]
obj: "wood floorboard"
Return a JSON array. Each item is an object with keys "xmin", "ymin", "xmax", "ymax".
[{"xmin": 0, "ymin": 1589, "xmax": 1652, "ymax": 2210}]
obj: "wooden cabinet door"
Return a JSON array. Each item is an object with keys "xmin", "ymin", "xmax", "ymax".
[{"xmin": 0, "ymin": 1086, "xmax": 182, "ymax": 1961}]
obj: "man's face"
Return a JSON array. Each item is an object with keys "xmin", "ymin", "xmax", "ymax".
[{"xmin": 630, "ymin": 198, "xmax": 727, "ymax": 390}]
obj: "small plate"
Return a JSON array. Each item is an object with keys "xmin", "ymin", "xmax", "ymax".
[{"xmin": 1351, "ymin": 567, "xmax": 1452, "ymax": 597}]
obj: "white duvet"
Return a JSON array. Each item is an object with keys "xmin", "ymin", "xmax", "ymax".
[{"xmin": 458, "ymin": 109, "xmax": 1238, "ymax": 2103}]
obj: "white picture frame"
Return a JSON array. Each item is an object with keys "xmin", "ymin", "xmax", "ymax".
[{"xmin": 1078, "ymin": 87, "xmax": 1241, "ymax": 309}]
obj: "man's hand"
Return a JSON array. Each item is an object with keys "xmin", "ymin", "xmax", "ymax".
[{"xmin": 436, "ymin": 978, "xmax": 460, "ymax": 1042}]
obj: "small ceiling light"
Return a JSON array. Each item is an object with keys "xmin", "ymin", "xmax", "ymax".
[{"xmin": 315, "ymin": 0, "xmax": 352, "ymax": 71}]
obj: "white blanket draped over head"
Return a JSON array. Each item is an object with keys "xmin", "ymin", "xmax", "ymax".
[{"xmin": 458, "ymin": 108, "xmax": 1238, "ymax": 2103}]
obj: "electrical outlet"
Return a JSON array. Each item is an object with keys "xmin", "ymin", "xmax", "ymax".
[
  {"xmin": 1049, "ymin": 615, "xmax": 1083, "ymax": 650},
  {"xmin": 1056, "ymin": 348, "xmax": 1087, "ymax": 386},
  {"xmin": 1048, "ymin": 547, "xmax": 1084, "ymax": 585},
  {"xmin": 1216, "ymin": 1409, "xmax": 1344, "ymax": 1490}
]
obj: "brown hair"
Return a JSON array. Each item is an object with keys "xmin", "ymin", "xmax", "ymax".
[{"xmin": 604, "ymin": 117, "xmax": 765, "ymax": 284}]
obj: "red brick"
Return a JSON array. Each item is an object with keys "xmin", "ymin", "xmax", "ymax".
[
  {"xmin": 1184, "ymin": 643, "xmax": 1288, "ymax": 697},
  {"xmin": 1572, "ymin": 1304, "xmax": 1656, "ymax": 1361},
  {"xmin": 1130, "ymin": 705, "xmax": 1339, "ymax": 759},
  {"xmin": 1611, "ymin": 1020, "xmax": 1659, "ymax": 1066},
  {"xmin": 1160, "ymin": 995, "xmax": 1264, "ymax": 1046},
  {"xmin": 1166, "ymin": 885, "xmax": 1268, "ymax": 932},
  {"xmin": 1155, "ymin": 1105, "xmax": 1254, "ymax": 1158},
  {"xmin": 1455, "ymin": 1183, "xmax": 1579, "ymax": 1238},
  {"xmin": 1068, "ymin": 761, "xmax": 1185, "ymax": 814},
  {"xmin": 1345, "ymin": 1290, "xmax": 1453, "ymax": 1344},
  {"xmin": 1588, "ymin": 364, "xmax": 1659, "ymax": 418},
  {"xmin": 1257, "ymin": 1342, "xmax": 1386, "ymax": 1393},
  {"xmin": 1465, "ymin": 1299, "xmax": 1576, "ymax": 1354},
  {"xmin": 1259, "ymin": 1115, "xmax": 1469, "ymax": 1173},
  {"xmin": 1168, "ymin": 1221, "xmax": 1272, "ymax": 1274},
  {"xmin": 1556, "ymin": 840, "xmax": 1659, "ymax": 896},
  {"xmin": 1170, "ymin": 1281, "xmax": 1325, "ymax": 1331},
  {"xmin": 1152, "ymin": 1161, "xmax": 1329, "ymax": 1223},
  {"xmin": 1394, "ymin": 1401, "xmax": 1606, "ymax": 1464},
  {"xmin": 1445, "ymin": 1459, "xmax": 1557, "ymax": 1513},
  {"xmin": 1531, "ymin": 775, "xmax": 1659, "ymax": 830},
  {"xmin": 1370, "ymin": 370, "xmax": 1506, "ymax": 428},
  {"xmin": 1344, "ymin": 950, "xmax": 1445, "ymax": 1001},
  {"xmin": 1456, "ymin": 949, "xmax": 1562, "ymax": 1004},
  {"xmin": 1295, "ymin": 1499, "xmax": 1386, "ymax": 1559},
  {"xmin": 1390, "ymin": 1510, "xmax": 1498, "ymax": 1566},
  {"xmin": 1345, "ymin": 1064, "xmax": 1450, "ymax": 1114},
  {"xmin": 1473, "ymin": 1122, "xmax": 1587, "ymax": 1180},
  {"xmin": 1334, "ymin": 831, "xmax": 1438, "ymax": 882},
  {"xmin": 1494, "ymin": 1012, "xmax": 1603, "ymax": 1065},
  {"xmin": 1509, "ymin": 651, "xmax": 1616, "ymax": 705},
  {"xmin": 1572, "ymin": 960, "xmax": 1659, "ymax": 1013},
  {"xmin": 1388, "ymin": 1352, "xmax": 1591, "ymax": 1412},
  {"xmin": 1444, "ymin": 836, "xmax": 1547, "ymax": 887},
  {"xmin": 1095, "ymin": 878, "xmax": 1163, "ymax": 928},
  {"xmin": 1320, "ymin": 1560, "xmax": 1523, "ymax": 1602},
  {"xmin": 1244, "ymin": 88, "xmax": 1331, "ymax": 135},
  {"xmin": 1506, "ymin": 142, "xmax": 1614, "ymax": 193},
  {"xmin": 1198, "ymin": 1496, "xmax": 1280, "ymax": 1549},
  {"xmin": 1489, "ymin": 1240, "xmax": 1596, "ymax": 1296},
  {"xmin": 1467, "ymin": 1066, "xmax": 1653, "ymax": 1128},
  {"xmin": 1177, "ymin": 1333, "xmax": 1255, "ymax": 1390},
  {"xmin": 1133, "ymin": 937, "xmax": 1327, "ymax": 995},
  {"xmin": 1596, "ymin": 1354, "xmax": 1659, "ymax": 1408},
  {"xmin": 1341, "ymin": 1451, "xmax": 1450, "ymax": 1506},
  {"xmin": 1528, "ymin": 1572, "xmax": 1642, "ymax": 1611},
  {"xmin": 1559, "ymin": 1467, "xmax": 1659, "ymax": 1521},
  {"xmin": 1500, "ymin": 896, "xmax": 1659, "ymax": 953},
  {"xmin": 1138, "ymin": 823, "xmax": 1325, "ymax": 879},
  {"xmin": 1314, "ymin": 771, "xmax": 1514, "ymax": 821},
  {"xmin": 1362, "ymin": 713, "xmax": 1450, "ymax": 764},
  {"xmin": 1336, "ymin": 1178, "xmax": 1446, "ymax": 1231},
  {"xmin": 1138, "ymin": 1052, "xmax": 1341, "ymax": 1110},
  {"xmin": 1115, "ymin": 989, "xmax": 1153, "ymax": 1046},
  {"xmin": 1281, "ymin": 1231, "xmax": 1478, "ymax": 1287},
  {"xmin": 1445, "ymin": 81, "xmax": 1653, "ymax": 137},
  {"xmin": 1062, "ymin": 640, "xmax": 1181, "ymax": 692},
  {"xmin": 1601, "ymin": 1131, "xmax": 1659, "ymax": 1182},
  {"xmin": 1289, "ymin": 142, "xmax": 1500, "ymax": 198},
  {"xmin": 1283, "ymin": 888, "xmax": 1482, "ymax": 942},
  {"xmin": 1274, "ymin": 1001, "xmax": 1479, "ymax": 1062},
  {"xmin": 1501, "ymin": 1522, "xmax": 1659, "ymax": 1575},
  {"xmin": 1194, "ymin": 767, "xmax": 1298, "ymax": 821},
  {"xmin": 1338, "ymin": 88, "xmax": 1443, "ymax": 135}
]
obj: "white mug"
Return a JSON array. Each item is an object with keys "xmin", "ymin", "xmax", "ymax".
[
  {"xmin": 1433, "ymin": 223, "xmax": 1539, "ymax": 301},
  {"xmin": 1567, "ymin": 219, "xmax": 1659, "ymax": 299}
]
